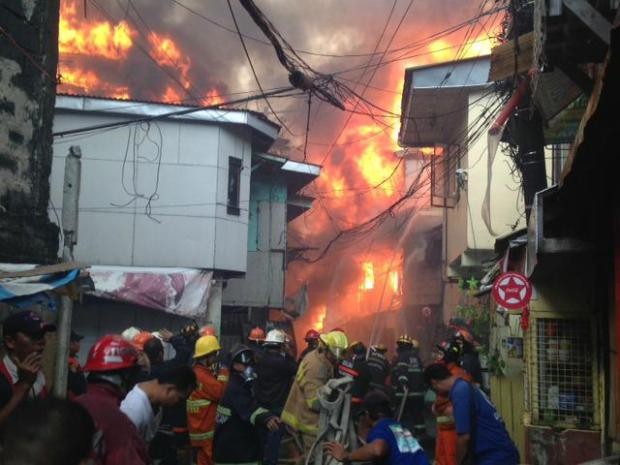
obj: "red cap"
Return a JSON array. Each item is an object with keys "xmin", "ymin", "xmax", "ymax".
[
  {"xmin": 304, "ymin": 329, "xmax": 320, "ymax": 341},
  {"xmin": 199, "ymin": 325, "xmax": 216, "ymax": 337},
  {"xmin": 132, "ymin": 331, "xmax": 154, "ymax": 350},
  {"xmin": 84, "ymin": 335, "xmax": 139, "ymax": 372}
]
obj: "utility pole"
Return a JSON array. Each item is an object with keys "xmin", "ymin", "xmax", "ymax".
[{"xmin": 53, "ymin": 146, "xmax": 82, "ymax": 397}]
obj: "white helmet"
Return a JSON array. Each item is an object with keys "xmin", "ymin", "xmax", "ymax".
[
  {"xmin": 121, "ymin": 326, "xmax": 141, "ymax": 342},
  {"xmin": 264, "ymin": 329, "xmax": 286, "ymax": 345}
]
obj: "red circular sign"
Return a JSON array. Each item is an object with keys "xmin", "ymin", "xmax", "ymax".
[{"xmin": 492, "ymin": 272, "xmax": 532, "ymax": 310}]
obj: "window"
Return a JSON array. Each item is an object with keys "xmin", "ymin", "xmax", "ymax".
[
  {"xmin": 227, "ymin": 157, "xmax": 242, "ymax": 216},
  {"xmin": 530, "ymin": 317, "xmax": 598, "ymax": 429},
  {"xmin": 430, "ymin": 144, "xmax": 459, "ymax": 208}
]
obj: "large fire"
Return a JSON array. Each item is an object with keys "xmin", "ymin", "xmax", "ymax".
[{"xmin": 58, "ymin": 0, "xmax": 222, "ymax": 105}]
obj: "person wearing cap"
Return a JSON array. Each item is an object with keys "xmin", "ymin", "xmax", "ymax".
[
  {"xmin": 391, "ymin": 335, "xmax": 426, "ymax": 438},
  {"xmin": 255, "ymin": 329, "xmax": 298, "ymax": 465},
  {"xmin": 187, "ymin": 335, "xmax": 229, "ymax": 465},
  {"xmin": 247, "ymin": 327, "xmax": 266, "ymax": 362},
  {"xmin": 0, "ymin": 311, "xmax": 55, "ymax": 425},
  {"xmin": 74, "ymin": 334, "xmax": 149, "ymax": 465},
  {"xmin": 325, "ymin": 390, "xmax": 431, "ymax": 465},
  {"xmin": 282, "ymin": 330, "xmax": 348, "ymax": 461},
  {"xmin": 214, "ymin": 344, "xmax": 280, "ymax": 465},
  {"xmin": 67, "ymin": 330, "xmax": 87, "ymax": 398}
]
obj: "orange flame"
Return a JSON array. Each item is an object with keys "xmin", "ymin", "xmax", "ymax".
[
  {"xmin": 389, "ymin": 270, "xmax": 401, "ymax": 295},
  {"xmin": 360, "ymin": 262, "xmax": 375, "ymax": 290},
  {"xmin": 313, "ymin": 305, "xmax": 327, "ymax": 332},
  {"xmin": 59, "ymin": 67, "xmax": 129, "ymax": 99},
  {"xmin": 59, "ymin": 2, "xmax": 134, "ymax": 60},
  {"xmin": 148, "ymin": 32, "xmax": 192, "ymax": 90}
]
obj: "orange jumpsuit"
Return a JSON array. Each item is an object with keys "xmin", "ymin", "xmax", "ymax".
[
  {"xmin": 187, "ymin": 364, "xmax": 229, "ymax": 465},
  {"xmin": 433, "ymin": 363, "xmax": 472, "ymax": 465}
]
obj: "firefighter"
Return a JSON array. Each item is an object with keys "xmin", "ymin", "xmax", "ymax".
[
  {"xmin": 431, "ymin": 340, "xmax": 472, "ymax": 465},
  {"xmin": 255, "ymin": 329, "xmax": 298, "ymax": 465},
  {"xmin": 214, "ymin": 344, "xmax": 280, "ymax": 465},
  {"xmin": 281, "ymin": 330, "xmax": 348, "ymax": 461},
  {"xmin": 454, "ymin": 329, "xmax": 483, "ymax": 386},
  {"xmin": 391, "ymin": 335, "xmax": 426, "ymax": 438},
  {"xmin": 75, "ymin": 335, "xmax": 149, "ymax": 465},
  {"xmin": 343, "ymin": 341, "xmax": 370, "ymax": 417},
  {"xmin": 366, "ymin": 343, "xmax": 390, "ymax": 395},
  {"xmin": 187, "ymin": 335, "xmax": 229, "ymax": 465},
  {"xmin": 298, "ymin": 329, "xmax": 320, "ymax": 362},
  {"xmin": 247, "ymin": 327, "xmax": 266, "ymax": 362}
]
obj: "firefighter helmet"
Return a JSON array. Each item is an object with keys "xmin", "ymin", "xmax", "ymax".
[
  {"xmin": 454, "ymin": 329, "xmax": 476, "ymax": 345},
  {"xmin": 231, "ymin": 344, "xmax": 255, "ymax": 365},
  {"xmin": 264, "ymin": 329, "xmax": 286, "ymax": 345},
  {"xmin": 132, "ymin": 331, "xmax": 154, "ymax": 350},
  {"xmin": 437, "ymin": 340, "xmax": 461, "ymax": 363},
  {"xmin": 320, "ymin": 330, "xmax": 348, "ymax": 359},
  {"xmin": 193, "ymin": 335, "xmax": 221, "ymax": 359},
  {"xmin": 84, "ymin": 335, "xmax": 139, "ymax": 372},
  {"xmin": 371, "ymin": 343, "xmax": 388, "ymax": 353},
  {"xmin": 304, "ymin": 329, "xmax": 320, "ymax": 342},
  {"xmin": 397, "ymin": 334, "xmax": 413, "ymax": 346},
  {"xmin": 199, "ymin": 325, "xmax": 216, "ymax": 337},
  {"xmin": 247, "ymin": 327, "xmax": 266, "ymax": 342}
]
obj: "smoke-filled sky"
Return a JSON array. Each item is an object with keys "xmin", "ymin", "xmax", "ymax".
[{"xmin": 58, "ymin": 0, "xmax": 502, "ymax": 336}]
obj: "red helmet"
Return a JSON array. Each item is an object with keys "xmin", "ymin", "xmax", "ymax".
[
  {"xmin": 248, "ymin": 327, "xmax": 266, "ymax": 342},
  {"xmin": 305, "ymin": 329, "xmax": 320, "ymax": 342},
  {"xmin": 84, "ymin": 335, "xmax": 139, "ymax": 372},
  {"xmin": 199, "ymin": 325, "xmax": 216, "ymax": 337}
]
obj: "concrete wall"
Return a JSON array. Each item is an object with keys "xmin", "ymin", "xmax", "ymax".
[
  {"xmin": 51, "ymin": 112, "xmax": 252, "ymax": 272},
  {"xmin": 223, "ymin": 179, "xmax": 287, "ymax": 308},
  {"xmin": 0, "ymin": 0, "xmax": 60, "ymax": 263}
]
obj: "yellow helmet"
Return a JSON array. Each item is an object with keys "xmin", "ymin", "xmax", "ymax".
[
  {"xmin": 320, "ymin": 330, "xmax": 348, "ymax": 359},
  {"xmin": 371, "ymin": 343, "xmax": 388, "ymax": 353},
  {"xmin": 397, "ymin": 334, "xmax": 412, "ymax": 345},
  {"xmin": 193, "ymin": 335, "xmax": 221, "ymax": 359}
]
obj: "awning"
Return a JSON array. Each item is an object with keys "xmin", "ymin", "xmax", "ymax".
[
  {"xmin": 88, "ymin": 266, "xmax": 213, "ymax": 318},
  {"xmin": 0, "ymin": 263, "xmax": 83, "ymax": 307}
]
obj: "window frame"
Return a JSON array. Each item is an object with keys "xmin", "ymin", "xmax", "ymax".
[{"xmin": 227, "ymin": 156, "xmax": 242, "ymax": 216}]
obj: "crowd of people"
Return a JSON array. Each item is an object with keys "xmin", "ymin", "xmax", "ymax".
[{"xmin": 0, "ymin": 310, "xmax": 519, "ymax": 465}]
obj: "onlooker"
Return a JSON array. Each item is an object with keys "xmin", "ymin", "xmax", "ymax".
[
  {"xmin": 213, "ymin": 344, "xmax": 280, "ymax": 465},
  {"xmin": 325, "ymin": 390, "xmax": 431, "ymax": 465},
  {"xmin": 75, "ymin": 334, "xmax": 150, "ymax": 465},
  {"xmin": 0, "ymin": 311, "xmax": 54, "ymax": 425},
  {"xmin": 0, "ymin": 397, "xmax": 96, "ymax": 465},
  {"xmin": 121, "ymin": 362, "xmax": 196, "ymax": 442},
  {"xmin": 187, "ymin": 335, "xmax": 229, "ymax": 465},
  {"xmin": 255, "ymin": 329, "xmax": 298, "ymax": 465},
  {"xmin": 68, "ymin": 330, "xmax": 87, "ymax": 398},
  {"xmin": 424, "ymin": 363, "xmax": 519, "ymax": 465}
]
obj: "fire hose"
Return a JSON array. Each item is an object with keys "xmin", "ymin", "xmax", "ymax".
[
  {"xmin": 396, "ymin": 386, "xmax": 409, "ymax": 423},
  {"xmin": 305, "ymin": 376, "xmax": 356, "ymax": 465}
]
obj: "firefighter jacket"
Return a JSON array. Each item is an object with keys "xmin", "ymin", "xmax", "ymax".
[
  {"xmin": 366, "ymin": 351, "xmax": 390, "ymax": 392},
  {"xmin": 281, "ymin": 349, "xmax": 333, "ymax": 434},
  {"xmin": 187, "ymin": 364, "xmax": 229, "ymax": 446},
  {"xmin": 391, "ymin": 349, "xmax": 425, "ymax": 397},
  {"xmin": 255, "ymin": 348, "xmax": 297, "ymax": 412},
  {"xmin": 340, "ymin": 355, "xmax": 370, "ymax": 403},
  {"xmin": 213, "ymin": 372, "xmax": 274, "ymax": 464}
]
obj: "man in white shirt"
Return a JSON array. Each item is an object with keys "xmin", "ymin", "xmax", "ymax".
[{"xmin": 121, "ymin": 363, "xmax": 196, "ymax": 442}]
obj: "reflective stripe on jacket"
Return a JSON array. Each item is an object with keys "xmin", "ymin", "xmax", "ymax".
[
  {"xmin": 281, "ymin": 349, "xmax": 333, "ymax": 434},
  {"xmin": 187, "ymin": 364, "xmax": 229, "ymax": 446}
]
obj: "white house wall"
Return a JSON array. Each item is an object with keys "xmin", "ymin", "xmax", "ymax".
[
  {"xmin": 466, "ymin": 91, "xmax": 525, "ymax": 250},
  {"xmin": 51, "ymin": 112, "xmax": 252, "ymax": 272}
]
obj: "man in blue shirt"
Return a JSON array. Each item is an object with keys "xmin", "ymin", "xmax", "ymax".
[
  {"xmin": 324, "ymin": 390, "xmax": 430, "ymax": 465},
  {"xmin": 424, "ymin": 363, "xmax": 519, "ymax": 465}
]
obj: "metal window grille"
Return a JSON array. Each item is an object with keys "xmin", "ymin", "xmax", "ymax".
[
  {"xmin": 531, "ymin": 317, "xmax": 597, "ymax": 429},
  {"xmin": 430, "ymin": 144, "xmax": 459, "ymax": 208}
]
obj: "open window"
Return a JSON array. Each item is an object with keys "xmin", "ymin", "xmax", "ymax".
[{"xmin": 227, "ymin": 157, "xmax": 242, "ymax": 216}]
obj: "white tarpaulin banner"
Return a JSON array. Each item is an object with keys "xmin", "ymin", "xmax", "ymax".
[{"xmin": 88, "ymin": 266, "xmax": 213, "ymax": 318}]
